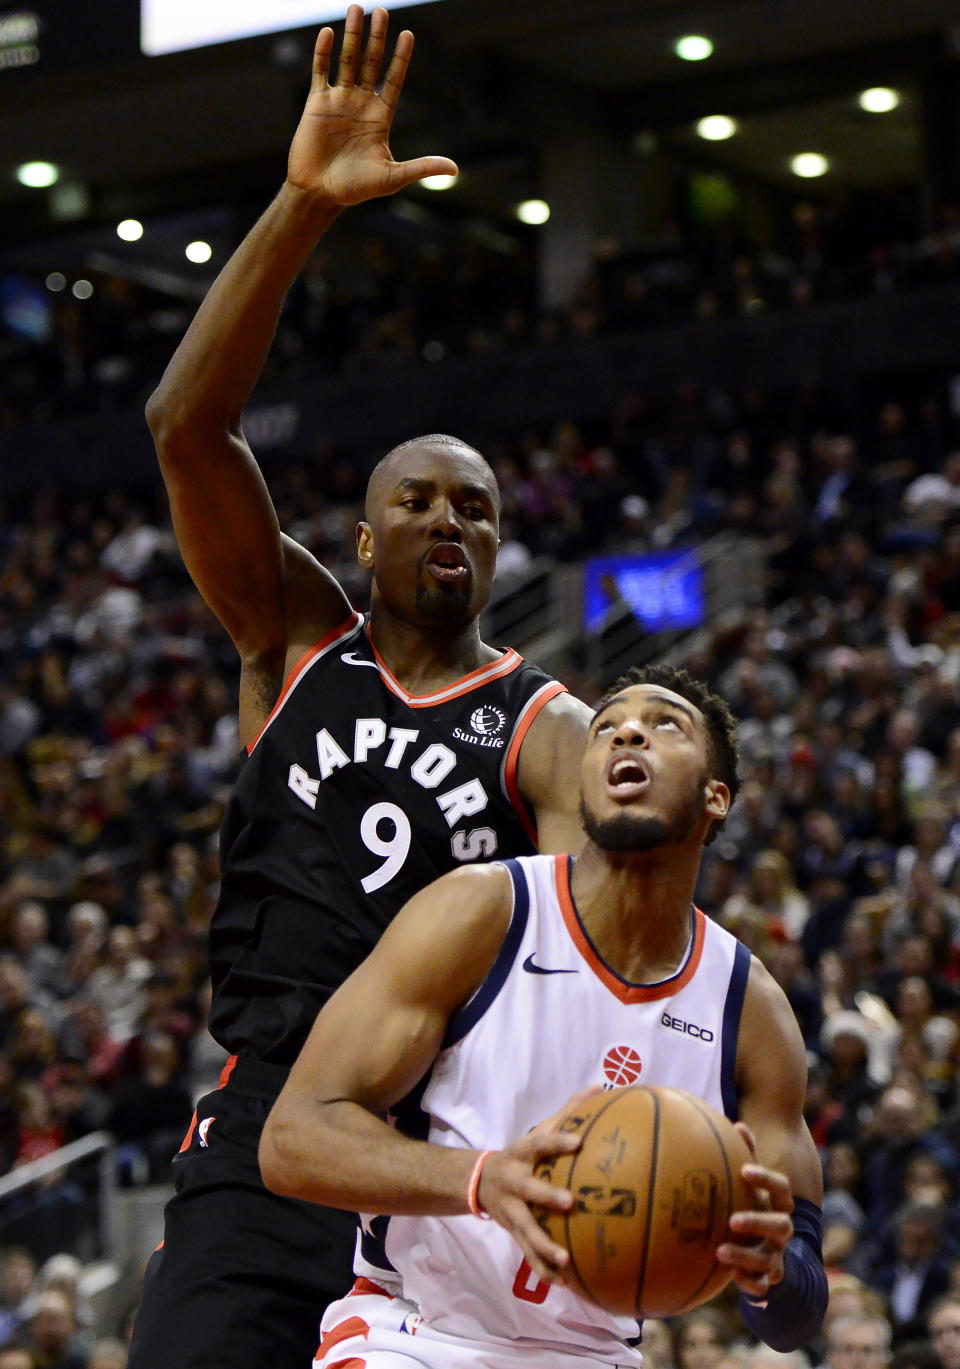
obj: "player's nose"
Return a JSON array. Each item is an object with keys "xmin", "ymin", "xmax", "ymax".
[
  {"xmin": 429, "ymin": 502, "xmax": 463, "ymax": 540},
  {"xmin": 612, "ymin": 719, "xmax": 649, "ymax": 748}
]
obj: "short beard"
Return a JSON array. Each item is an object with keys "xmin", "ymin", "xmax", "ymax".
[
  {"xmin": 579, "ymin": 784, "xmax": 705, "ymax": 854},
  {"xmin": 415, "ymin": 578, "xmax": 474, "ymax": 621}
]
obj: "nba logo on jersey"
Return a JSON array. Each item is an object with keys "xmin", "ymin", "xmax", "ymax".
[{"xmin": 601, "ymin": 1044, "xmax": 643, "ymax": 1089}]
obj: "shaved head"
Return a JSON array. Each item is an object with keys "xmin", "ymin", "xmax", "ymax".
[{"xmin": 364, "ymin": 434, "xmax": 496, "ymax": 522}]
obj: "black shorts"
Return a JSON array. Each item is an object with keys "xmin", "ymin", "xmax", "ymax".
[{"xmin": 127, "ymin": 1057, "xmax": 357, "ymax": 1369}]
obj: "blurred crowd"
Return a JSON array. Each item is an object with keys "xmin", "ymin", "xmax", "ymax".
[
  {"xmin": 2, "ymin": 188, "xmax": 960, "ymax": 427},
  {"xmin": 3, "ymin": 296, "xmax": 960, "ymax": 1361}
]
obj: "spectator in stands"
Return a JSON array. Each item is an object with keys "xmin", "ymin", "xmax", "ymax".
[
  {"xmin": 820, "ymin": 1315, "xmax": 892, "ymax": 1369},
  {"xmin": 928, "ymin": 1295, "xmax": 960, "ymax": 1369},
  {"xmin": 0, "ymin": 1250, "xmax": 37, "ymax": 1347},
  {"xmin": 17, "ymin": 1289, "xmax": 86, "ymax": 1369},
  {"xmin": 868, "ymin": 1202, "xmax": 952, "ymax": 1335},
  {"xmin": 107, "ymin": 1031, "xmax": 192, "ymax": 1186},
  {"xmin": 10, "ymin": 909, "xmax": 62, "ymax": 1003}
]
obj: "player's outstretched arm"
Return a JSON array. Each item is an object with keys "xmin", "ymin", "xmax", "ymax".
[
  {"xmin": 721, "ymin": 959, "xmax": 827, "ymax": 1349},
  {"xmin": 146, "ymin": 6, "xmax": 457, "ymax": 700},
  {"xmin": 259, "ymin": 863, "xmax": 580, "ymax": 1282}
]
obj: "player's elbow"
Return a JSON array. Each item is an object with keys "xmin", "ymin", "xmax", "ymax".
[{"xmin": 258, "ymin": 1107, "xmax": 307, "ymax": 1198}]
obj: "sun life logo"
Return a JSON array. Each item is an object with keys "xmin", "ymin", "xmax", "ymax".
[
  {"xmin": 470, "ymin": 705, "xmax": 506, "ymax": 737},
  {"xmin": 602, "ymin": 1044, "xmax": 642, "ymax": 1089}
]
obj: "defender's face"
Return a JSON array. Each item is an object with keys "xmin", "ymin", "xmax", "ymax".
[
  {"xmin": 579, "ymin": 683, "xmax": 727, "ymax": 853},
  {"xmin": 358, "ymin": 445, "xmax": 499, "ymax": 627}
]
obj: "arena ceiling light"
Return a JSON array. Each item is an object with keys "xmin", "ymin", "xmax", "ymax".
[
  {"xmin": 185, "ymin": 240, "xmax": 213, "ymax": 263},
  {"xmin": 791, "ymin": 152, "xmax": 829, "ymax": 179},
  {"xmin": 516, "ymin": 199, "xmax": 550, "ymax": 225},
  {"xmin": 16, "ymin": 160, "xmax": 58, "ymax": 188},
  {"xmin": 697, "ymin": 115, "xmax": 736, "ymax": 142},
  {"xmin": 858, "ymin": 87, "xmax": 900, "ymax": 114},
  {"xmin": 674, "ymin": 35, "xmax": 713, "ymax": 62},
  {"xmin": 117, "ymin": 219, "xmax": 144, "ymax": 241},
  {"xmin": 419, "ymin": 173, "xmax": 458, "ymax": 190}
]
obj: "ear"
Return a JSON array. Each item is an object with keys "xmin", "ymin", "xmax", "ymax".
[
  {"xmin": 704, "ymin": 779, "xmax": 730, "ymax": 823},
  {"xmin": 356, "ymin": 521, "xmax": 374, "ymax": 569}
]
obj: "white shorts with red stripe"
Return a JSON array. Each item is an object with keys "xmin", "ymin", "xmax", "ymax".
[{"xmin": 315, "ymin": 1282, "xmax": 638, "ymax": 1369}]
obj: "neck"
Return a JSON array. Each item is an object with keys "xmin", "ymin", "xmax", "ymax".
[
  {"xmin": 570, "ymin": 839, "xmax": 703, "ymax": 983},
  {"xmin": 367, "ymin": 599, "xmax": 499, "ymax": 693}
]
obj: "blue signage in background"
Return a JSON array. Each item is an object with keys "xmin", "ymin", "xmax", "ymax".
[{"xmin": 583, "ymin": 549, "xmax": 706, "ymax": 634}]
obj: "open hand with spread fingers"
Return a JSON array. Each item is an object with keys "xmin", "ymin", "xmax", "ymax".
[
  {"xmin": 716, "ymin": 1122, "xmax": 795, "ymax": 1300},
  {"xmin": 287, "ymin": 4, "xmax": 458, "ymax": 207}
]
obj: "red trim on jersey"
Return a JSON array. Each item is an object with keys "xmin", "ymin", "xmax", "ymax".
[
  {"xmin": 245, "ymin": 611, "xmax": 363, "ymax": 755},
  {"xmin": 502, "ymin": 681, "xmax": 568, "ymax": 844},
  {"xmin": 347, "ymin": 1278, "xmax": 389, "ymax": 1298},
  {"xmin": 318, "ymin": 1315, "xmax": 371, "ymax": 1356},
  {"xmin": 176, "ymin": 1053, "xmax": 238, "ymax": 1153},
  {"xmin": 366, "ymin": 633, "xmax": 523, "ymax": 707},
  {"xmin": 326, "ymin": 1360, "xmax": 366, "ymax": 1369},
  {"xmin": 554, "ymin": 855, "xmax": 707, "ymax": 1003}
]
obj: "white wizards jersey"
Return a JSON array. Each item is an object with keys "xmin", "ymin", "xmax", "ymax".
[{"xmin": 355, "ymin": 853, "xmax": 752, "ymax": 1363}]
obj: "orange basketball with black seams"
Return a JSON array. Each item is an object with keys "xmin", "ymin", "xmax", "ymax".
[{"xmin": 532, "ymin": 1085, "xmax": 753, "ymax": 1318}]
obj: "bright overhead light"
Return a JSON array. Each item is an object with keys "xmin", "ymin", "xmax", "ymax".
[
  {"xmin": 72, "ymin": 280, "xmax": 94, "ymax": 300},
  {"xmin": 45, "ymin": 273, "xmax": 66, "ymax": 293},
  {"xmin": 697, "ymin": 115, "xmax": 737, "ymax": 141},
  {"xmin": 117, "ymin": 219, "xmax": 144, "ymax": 241},
  {"xmin": 16, "ymin": 161, "xmax": 59, "ymax": 189},
  {"xmin": 791, "ymin": 152, "xmax": 829, "ymax": 179},
  {"xmin": 516, "ymin": 199, "xmax": 550, "ymax": 225},
  {"xmin": 185, "ymin": 240, "xmax": 213, "ymax": 263},
  {"xmin": 674, "ymin": 35, "xmax": 713, "ymax": 62},
  {"xmin": 858, "ymin": 87, "xmax": 900, "ymax": 114},
  {"xmin": 419, "ymin": 173, "xmax": 458, "ymax": 190}
]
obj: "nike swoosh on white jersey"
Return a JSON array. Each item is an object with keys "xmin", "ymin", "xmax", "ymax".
[{"xmin": 341, "ymin": 652, "xmax": 380, "ymax": 669}]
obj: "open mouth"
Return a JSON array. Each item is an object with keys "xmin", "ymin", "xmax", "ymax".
[
  {"xmin": 424, "ymin": 543, "xmax": 470, "ymax": 583},
  {"xmin": 604, "ymin": 752, "xmax": 650, "ymax": 800}
]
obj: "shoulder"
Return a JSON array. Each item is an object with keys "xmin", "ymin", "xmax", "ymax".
[
  {"xmin": 374, "ymin": 863, "xmax": 516, "ymax": 1004},
  {"xmin": 517, "ymin": 692, "xmax": 592, "ymax": 771},
  {"xmin": 737, "ymin": 955, "xmax": 807, "ymax": 1094}
]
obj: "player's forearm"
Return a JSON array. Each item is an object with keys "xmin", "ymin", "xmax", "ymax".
[
  {"xmin": 146, "ymin": 183, "xmax": 341, "ymax": 444},
  {"xmin": 260, "ymin": 1098, "xmax": 478, "ymax": 1215}
]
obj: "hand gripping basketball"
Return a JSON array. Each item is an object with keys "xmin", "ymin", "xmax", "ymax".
[
  {"xmin": 715, "ymin": 1122, "xmax": 794, "ymax": 1300},
  {"xmin": 476, "ymin": 1088, "xmax": 604, "ymax": 1285}
]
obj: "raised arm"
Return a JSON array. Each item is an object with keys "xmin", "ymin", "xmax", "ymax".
[
  {"xmin": 146, "ymin": 6, "xmax": 457, "ymax": 736},
  {"xmin": 516, "ymin": 693, "xmax": 593, "ymax": 854},
  {"xmin": 259, "ymin": 862, "xmax": 581, "ymax": 1282}
]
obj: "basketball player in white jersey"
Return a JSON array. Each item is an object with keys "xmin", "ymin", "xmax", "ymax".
[{"xmin": 261, "ymin": 664, "xmax": 828, "ymax": 1367}]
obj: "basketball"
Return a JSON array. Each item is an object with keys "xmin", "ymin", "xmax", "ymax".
[{"xmin": 532, "ymin": 1085, "xmax": 753, "ymax": 1318}]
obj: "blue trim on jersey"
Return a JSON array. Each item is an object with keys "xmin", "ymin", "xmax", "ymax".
[
  {"xmin": 720, "ymin": 940, "xmax": 751, "ymax": 1120},
  {"xmin": 442, "ymin": 859, "xmax": 529, "ymax": 1049}
]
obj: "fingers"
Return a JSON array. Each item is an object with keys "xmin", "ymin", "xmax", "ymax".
[
  {"xmin": 498, "ymin": 1195, "xmax": 570, "ymax": 1283},
  {"xmin": 388, "ymin": 156, "xmax": 460, "ymax": 193},
  {"xmin": 734, "ymin": 1121, "xmax": 756, "ymax": 1156},
  {"xmin": 380, "ymin": 28, "xmax": 415, "ymax": 115},
  {"xmin": 311, "ymin": 28, "xmax": 335, "ymax": 91},
  {"xmin": 334, "ymin": 3, "xmax": 365, "ymax": 87},
  {"xmin": 727, "ymin": 1211, "xmax": 793, "ymax": 1245},
  {"xmin": 358, "ymin": 7, "xmax": 389, "ymax": 91},
  {"xmin": 741, "ymin": 1163, "xmax": 794, "ymax": 1213}
]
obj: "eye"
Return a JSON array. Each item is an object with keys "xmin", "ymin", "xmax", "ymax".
[
  {"xmin": 655, "ymin": 716, "xmax": 682, "ymax": 732},
  {"xmin": 593, "ymin": 719, "xmax": 615, "ymax": 735},
  {"xmin": 462, "ymin": 505, "xmax": 488, "ymax": 520},
  {"xmin": 401, "ymin": 497, "xmax": 429, "ymax": 511}
]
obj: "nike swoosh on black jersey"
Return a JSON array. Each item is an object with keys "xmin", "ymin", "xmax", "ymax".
[
  {"xmin": 340, "ymin": 652, "xmax": 380, "ymax": 669},
  {"xmin": 522, "ymin": 954, "xmax": 578, "ymax": 976}
]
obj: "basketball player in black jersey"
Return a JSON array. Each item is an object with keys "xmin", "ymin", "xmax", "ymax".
[{"xmin": 127, "ymin": 9, "xmax": 591, "ymax": 1369}]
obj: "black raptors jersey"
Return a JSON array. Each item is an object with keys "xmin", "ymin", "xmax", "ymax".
[{"xmin": 209, "ymin": 611, "xmax": 567, "ymax": 1065}]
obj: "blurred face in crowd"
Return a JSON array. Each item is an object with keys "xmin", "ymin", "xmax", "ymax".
[
  {"xmin": 31, "ymin": 1290, "xmax": 75, "ymax": 1355},
  {"xmin": 825, "ymin": 1317, "xmax": 891, "ymax": 1369},
  {"xmin": 930, "ymin": 1301, "xmax": 960, "ymax": 1369},
  {"xmin": 675, "ymin": 1315, "xmax": 728, "ymax": 1369},
  {"xmin": 0, "ymin": 1251, "xmax": 35, "ymax": 1305}
]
